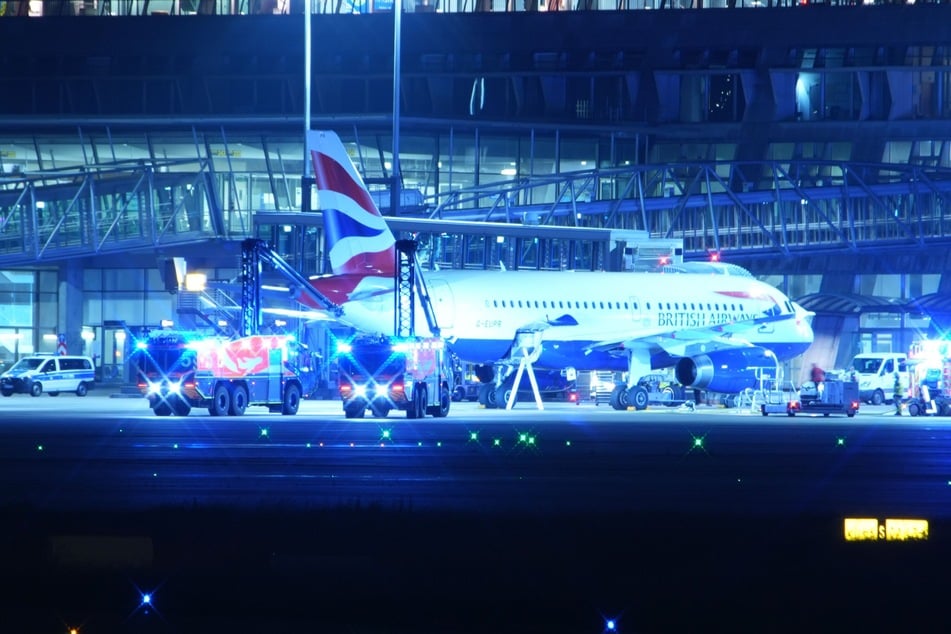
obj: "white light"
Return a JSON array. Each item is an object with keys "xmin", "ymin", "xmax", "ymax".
[
  {"xmin": 184, "ymin": 272, "xmax": 207, "ymax": 292},
  {"xmin": 500, "ymin": 167, "xmax": 517, "ymax": 176},
  {"xmin": 160, "ymin": 320, "xmax": 174, "ymax": 328},
  {"xmin": 42, "ymin": 333, "xmax": 57, "ymax": 341},
  {"xmin": 115, "ymin": 331, "xmax": 127, "ymax": 342}
]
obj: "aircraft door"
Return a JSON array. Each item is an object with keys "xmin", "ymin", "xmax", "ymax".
[
  {"xmin": 427, "ymin": 279, "xmax": 455, "ymax": 332},
  {"xmin": 101, "ymin": 325, "xmax": 130, "ymax": 384},
  {"xmin": 629, "ymin": 296, "xmax": 648, "ymax": 328}
]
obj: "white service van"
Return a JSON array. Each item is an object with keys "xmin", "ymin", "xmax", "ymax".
[
  {"xmin": 0, "ymin": 355, "xmax": 96, "ymax": 397},
  {"xmin": 847, "ymin": 352, "xmax": 909, "ymax": 405}
]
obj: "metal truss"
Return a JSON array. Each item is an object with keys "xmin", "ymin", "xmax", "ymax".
[
  {"xmin": 425, "ymin": 159, "xmax": 951, "ymax": 259},
  {"xmin": 0, "ymin": 158, "xmax": 224, "ymax": 267}
]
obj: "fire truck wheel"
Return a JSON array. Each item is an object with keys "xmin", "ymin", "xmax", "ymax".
[
  {"xmin": 344, "ymin": 402, "xmax": 365, "ymax": 419},
  {"xmin": 370, "ymin": 403, "xmax": 390, "ymax": 418},
  {"xmin": 171, "ymin": 397, "xmax": 191, "ymax": 417},
  {"xmin": 452, "ymin": 386, "xmax": 465, "ymax": 402},
  {"xmin": 281, "ymin": 383, "xmax": 301, "ymax": 416},
  {"xmin": 432, "ymin": 385, "xmax": 451, "ymax": 418},
  {"xmin": 229, "ymin": 384, "xmax": 249, "ymax": 416},
  {"xmin": 153, "ymin": 402, "xmax": 172, "ymax": 416},
  {"xmin": 209, "ymin": 383, "xmax": 231, "ymax": 416},
  {"xmin": 406, "ymin": 384, "xmax": 424, "ymax": 419}
]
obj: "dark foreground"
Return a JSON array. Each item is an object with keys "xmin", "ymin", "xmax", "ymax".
[
  {"xmin": 1, "ymin": 399, "xmax": 949, "ymax": 632},
  {"xmin": 2, "ymin": 506, "xmax": 948, "ymax": 633}
]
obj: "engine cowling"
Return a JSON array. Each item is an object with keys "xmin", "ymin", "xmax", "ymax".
[{"xmin": 674, "ymin": 348, "xmax": 775, "ymax": 394}]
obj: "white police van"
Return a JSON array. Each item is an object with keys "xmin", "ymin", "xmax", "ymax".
[{"xmin": 0, "ymin": 355, "xmax": 96, "ymax": 397}]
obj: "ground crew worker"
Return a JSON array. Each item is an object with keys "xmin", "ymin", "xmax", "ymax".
[{"xmin": 894, "ymin": 371, "xmax": 904, "ymax": 416}]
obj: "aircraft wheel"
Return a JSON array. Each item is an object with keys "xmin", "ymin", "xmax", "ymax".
[
  {"xmin": 627, "ymin": 385, "xmax": 649, "ymax": 410},
  {"xmin": 229, "ymin": 384, "xmax": 249, "ymax": 416},
  {"xmin": 495, "ymin": 384, "xmax": 515, "ymax": 408},
  {"xmin": 281, "ymin": 383, "xmax": 301, "ymax": 415},
  {"xmin": 609, "ymin": 384, "xmax": 628, "ymax": 410},
  {"xmin": 209, "ymin": 383, "xmax": 231, "ymax": 416}
]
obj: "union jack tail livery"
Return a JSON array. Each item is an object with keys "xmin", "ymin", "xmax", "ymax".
[{"xmin": 307, "ymin": 130, "xmax": 396, "ymax": 277}]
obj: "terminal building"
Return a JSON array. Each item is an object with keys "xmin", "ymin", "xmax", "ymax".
[{"xmin": 2, "ymin": 2, "xmax": 951, "ymax": 385}]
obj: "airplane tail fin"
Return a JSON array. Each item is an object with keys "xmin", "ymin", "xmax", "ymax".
[{"xmin": 307, "ymin": 130, "xmax": 396, "ymax": 277}]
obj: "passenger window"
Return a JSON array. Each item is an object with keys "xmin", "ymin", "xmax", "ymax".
[{"xmin": 883, "ymin": 360, "xmax": 893, "ymax": 374}]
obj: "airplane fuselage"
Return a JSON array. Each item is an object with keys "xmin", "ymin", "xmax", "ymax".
[{"xmin": 312, "ymin": 269, "xmax": 814, "ymax": 373}]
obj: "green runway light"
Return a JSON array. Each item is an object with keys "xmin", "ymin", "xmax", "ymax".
[
  {"xmin": 260, "ymin": 428, "xmax": 269, "ymax": 437},
  {"xmin": 469, "ymin": 431, "xmax": 478, "ymax": 442},
  {"xmin": 519, "ymin": 433, "xmax": 528, "ymax": 443},
  {"xmin": 380, "ymin": 429, "xmax": 392, "ymax": 442},
  {"xmin": 837, "ymin": 437, "xmax": 846, "ymax": 446},
  {"xmin": 493, "ymin": 438, "xmax": 501, "ymax": 446},
  {"xmin": 36, "ymin": 445, "xmax": 43, "ymax": 451},
  {"xmin": 565, "ymin": 440, "xmax": 571, "ymax": 446},
  {"xmin": 687, "ymin": 432, "xmax": 709, "ymax": 454}
]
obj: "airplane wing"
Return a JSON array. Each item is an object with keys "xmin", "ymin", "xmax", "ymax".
[{"xmin": 583, "ymin": 311, "xmax": 798, "ymax": 358}]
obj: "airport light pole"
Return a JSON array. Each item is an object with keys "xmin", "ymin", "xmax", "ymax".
[
  {"xmin": 303, "ymin": 0, "xmax": 312, "ymax": 211},
  {"xmin": 389, "ymin": 0, "xmax": 402, "ymax": 216}
]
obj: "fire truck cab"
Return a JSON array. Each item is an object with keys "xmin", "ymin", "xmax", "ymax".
[
  {"xmin": 336, "ymin": 335, "xmax": 452, "ymax": 419},
  {"xmin": 132, "ymin": 331, "xmax": 310, "ymax": 417}
]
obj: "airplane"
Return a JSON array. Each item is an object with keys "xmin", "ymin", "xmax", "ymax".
[{"xmin": 304, "ymin": 129, "xmax": 815, "ymax": 410}]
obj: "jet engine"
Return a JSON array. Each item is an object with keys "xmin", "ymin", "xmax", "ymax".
[{"xmin": 674, "ymin": 347, "xmax": 776, "ymax": 394}]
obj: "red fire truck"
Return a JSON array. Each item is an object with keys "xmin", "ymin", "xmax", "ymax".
[
  {"xmin": 132, "ymin": 330, "xmax": 311, "ymax": 417},
  {"xmin": 336, "ymin": 335, "xmax": 452, "ymax": 419}
]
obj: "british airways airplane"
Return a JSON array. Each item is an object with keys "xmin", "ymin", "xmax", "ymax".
[{"xmin": 305, "ymin": 130, "xmax": 815, "ymax": 410}]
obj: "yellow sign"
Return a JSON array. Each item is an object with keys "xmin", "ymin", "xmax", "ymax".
[
  {"xmin": 0, "ymin": 150, "xmax": 16, "ymax": 158},
  {"xmin": 844, "ymin": 517, "xmax": 929, "ymax": 542},
  {"xmin": 211, "ymin": 149, "xmax": 241, "ymax": 158}
]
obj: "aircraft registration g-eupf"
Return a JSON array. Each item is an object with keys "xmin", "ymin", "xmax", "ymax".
[{"xmin": 304, "ymin": 130, "xmax": 815, "ymax": 410}]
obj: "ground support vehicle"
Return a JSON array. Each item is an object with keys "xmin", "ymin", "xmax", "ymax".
[
  {"xmin": 132, "ymin": 331, "xmax": 309, "ymax": 417},
  {"xmin": 336, "ymin": 336, "xmax": 452, "ymax": 419},
  {"xmin": 591, "ymin": 371, "xmax": 686, "ymax": 409},
  {"xmin": 848, "ymin": 352, "xmax": 910, "ymax": 405},
  {"xmin": 905, "ymin": 338, "xmax": 951, "ymax": 416},
  {"xmin": 0, "ymin": 355, "xmax": 95, "ymax": 397},
  {"xmin": 782, "ymin": 379, "xmax": 860, "ymax": 417}
]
